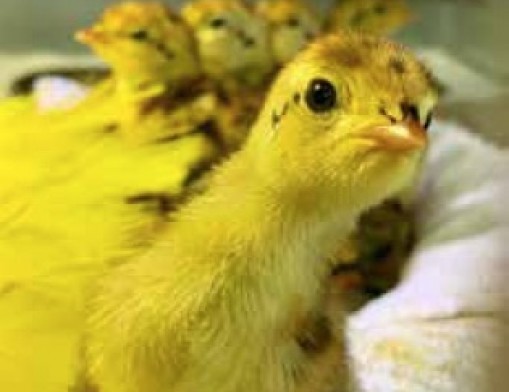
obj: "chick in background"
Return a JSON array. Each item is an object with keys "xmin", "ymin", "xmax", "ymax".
[
  {"xmin": 256, "ymin": 0, "xmax": 322, "ymax": 66},
  {"xmin": 0, "ymin": 1, "xmax": 219, "ymax": 147},
  {"xmin": 86, "ymin": 31, "xmax": 437, "ymax": 392},
  {"xmin": 73, "ymin": 1, "xmax": 222, "ymax": 145},
  {"xmin": 182, "ymin": 0, "xmax": 274, "ymax": 151},
  {"xmin": 182, "ymin": 0, "xmax": 273, "ymax": 91},
  {"xmin": 328, "ymin": 0, "xmax": 413, "ymax": 36}
]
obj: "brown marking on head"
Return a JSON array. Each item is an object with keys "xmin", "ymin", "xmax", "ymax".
[
  {"xmin": 389, "ymin": 57, "xmax": 406, "ymax": 74},
  {"xmin": 294, "ymin": 33, "xmax": 437, "ymax": 103},
  {"xmin": 334, "ymin": 45, "xmax": 363, "ymax": 68}
]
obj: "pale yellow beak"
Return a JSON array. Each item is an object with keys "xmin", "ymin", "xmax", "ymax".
[
  {"xmin": 75, "ymin": 28, "xmax": 107, "ymax": 45},
  {"xmin": 362, "ymin": 119, "xmax": 427, "ymax": 152}
]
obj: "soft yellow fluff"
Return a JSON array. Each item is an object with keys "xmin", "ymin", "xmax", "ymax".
[{"xmin": 0, "ymin": 3, "xmax": 221, "ymax": 391}]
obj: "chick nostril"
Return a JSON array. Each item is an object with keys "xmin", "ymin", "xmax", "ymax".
[{"xmin": 401, "ymin": 103, "xmax": 420, "ymax": 123}]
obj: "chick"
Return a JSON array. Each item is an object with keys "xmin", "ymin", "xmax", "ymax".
[
  {"xmin": 182, "ymin": 0, "xmax": 275, "ymax": 150},
  {"xmin": 73, "ymin": 1, "xmax": 221, "ymax": 144},
  {"xmin": 86, "ymin": 32, "xmax": 437, "ymax": 392},
  {"xmin": 0, "ymin": 1, "xmax": 217, "ymax": 145},
  {"xmin": 328, "ymin": 0, "xmax": 413, "ymax": 36},
  {"xmin": 182, "ymin": 0, "xmax": 273, "ymax": 91},
  {"xmin": 256, "ymin": 0, "xmax": 322, "ymax": 66}
]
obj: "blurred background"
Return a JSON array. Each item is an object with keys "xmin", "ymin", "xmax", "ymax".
[{"xmin": 0, "ymin": 0, "xmax": 508, "ymax": 144}]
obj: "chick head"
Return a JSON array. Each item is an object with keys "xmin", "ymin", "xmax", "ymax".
[
  {"xmin": 182, "ymin": 0, "xmax": 273, "ymax": 87},
  {"xmin": 249, "ymin": 32, "xmax": 437, "ymax": 215},
  {"xmin": 75, "ymin": 2, "xmax": 200, "ymax": 88},
  {"xmin": 256, "ymin": 0, "xmax": 322, "ymax": 65},
  {"xmin": 330, "ymin": 0, "xmax": 413, "ymax": 36}
]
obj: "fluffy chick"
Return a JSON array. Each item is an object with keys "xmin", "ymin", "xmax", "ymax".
[
  {"xmin": 86, "ymin": 32, "xmax": 437, "ymax": 392},
  {"xmin": 328, "ymin": 0, "xmax": 413, "ymax": 36},
  {"xmin": 0, "ymin": 2, "xmax": 203, "ymax": 122},
  {"xmin": 74, "ymin": 1, "xmax": 220, "ymax": 144},
  {"xmin": 182, "ymin": 0, "xmax": 275, "ymax": 151},
  {"xmin": 256, "ymin": 0, "xmax": 322, "ymax": 66},
  {"xmin": 182, "ymin": 0, "xmax": 273, "ymax": 91}
]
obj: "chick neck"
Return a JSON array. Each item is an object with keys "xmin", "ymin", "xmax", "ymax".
[{"xmin": 171, "ymin": 141, "xmax": 358, "ymax": 310}]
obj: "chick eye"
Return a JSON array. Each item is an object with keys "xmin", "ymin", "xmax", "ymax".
[
  {"xmin": 287, "ymin": 16, "xmax": 300, "ymax": 28},
  {"xmin": 305, "ymin": 79, "xmax": 337, "ymax": 113},
  {"xmin": 129, "ymin": 29, "xmax": 149, "ymax": 41},
  {"xmin": 210, "ymin": 18, "xmax": 227, "ymax": 28}
]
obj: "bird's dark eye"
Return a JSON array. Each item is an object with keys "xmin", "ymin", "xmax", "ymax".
[
  {"xmin": 129, "ymin": 29, "xmax": 149, "ymax": 41},
  {"xmin": 287, "ymin": 16, "xmax": 300, "ymax": 28},
  {"xmin": 305, "ymin": 79, "xmax": 337, "ymax": 113},
  {"xmin": 210, "ymin": 18, "xmax": 227, "ymax": 28}
]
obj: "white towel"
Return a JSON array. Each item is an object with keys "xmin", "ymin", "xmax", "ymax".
[
  {"xmin": 33, "ymin": 76, "xmax": 90, "ymax": 111},
  {"xmin": 348, "ymin": 120, "xmax": 509, "ymax": 392}
]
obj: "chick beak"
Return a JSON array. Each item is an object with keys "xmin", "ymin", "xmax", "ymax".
[
  {"xmin": 363, "ymin": 119, "xmax": 427, "ymax": 152},
  {"xmin": 75, "ymin": 28, "xmax": 107, "ymax": 45}
]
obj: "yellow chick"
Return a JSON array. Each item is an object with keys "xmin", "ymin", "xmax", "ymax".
[
  {"xmin": 181, "ymin": 0, "xmax": 276, "ymax": 151},
  {"xmin": 328, "ymin": 0, "xmax": 413, "ymax": 36},
  {"xmin": 0, "ymin": 2, "xmax": 217, "ymax": 144},
  {"xmin": 73, "ymin": 1, "xmax": 220, "ymax": 144},
  {"xmin": 182, "ymin": 0, "xmax": 274, "ymax": 91},
  {"xmin": 86, "ymin": 32, "xmax": 437, "ymax": 392},
  {"xmin": 256, "ymin": 0, "xmax": 322, "ymax": 66},
  {"xmin": 76, "ymin": 2, "xmax": 199, "ymax": 96}
]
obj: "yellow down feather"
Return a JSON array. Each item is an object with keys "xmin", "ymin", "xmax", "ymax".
[{"xmin": 0, "ymin": 2, "xmax": 221, "ymax": 391}]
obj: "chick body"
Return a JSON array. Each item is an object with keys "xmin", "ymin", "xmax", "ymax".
[{"xmin": 86, "ymin": 32, "xmax": 436, "ymax": 392}]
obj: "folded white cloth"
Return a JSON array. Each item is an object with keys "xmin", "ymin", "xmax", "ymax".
[
  {"xmin": 0, "ymin": 53, "xmax": 100, "ymax": 97},
  {"xmin": 348, "ymin": 120, "xmax": 509, "ymax": 392},
  {"xmin": 33, "ymin": 76, "xmax": 90, "ymax": 111}
]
